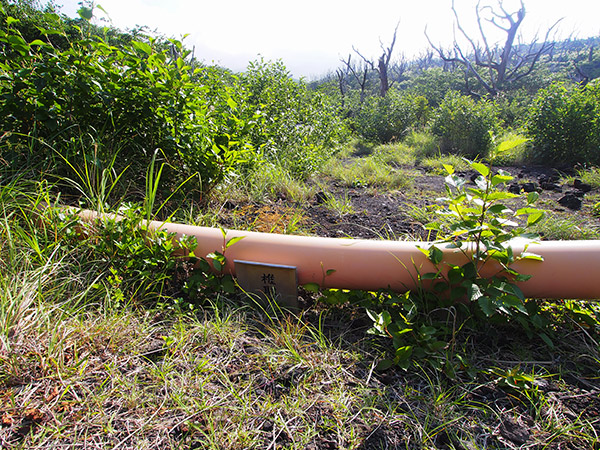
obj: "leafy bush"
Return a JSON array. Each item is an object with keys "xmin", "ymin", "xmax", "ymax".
[
  {"xmin": 405, "ymin": 130, "xmax": 440, "ymax": 159},
  {"xmin": 401, "ymin": 67, "xmax": 467, "ymax": 108},
  {"xmin": 239, "ymin": 59, "xmax": 346, "ymax": 178},
  {"xmin": 430, "ymin": 91, "xmax": 499, "ymax": 158},
  {"xmin": 0, "ymin": 6, "xmax": 251, "ymax": 197},
  {"xmin": 353, "ymin": 91, "xmax": 427, "ymax": 144},
  {"xmin": 337, "ymin": 158, "xmax": 549, "ymax": 372},
  {"xmin": 493, "ymin": 89, "xmax": 536, "ymax": 129},
  {"xmin": 526, "ymin": 81, "xmax": 600, "ymax": 166},
  {"xmin": 0, "ymin": 0, "xmax": 72, "ymax": 50}
]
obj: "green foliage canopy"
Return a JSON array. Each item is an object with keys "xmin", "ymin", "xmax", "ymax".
[
  {"xmin": 431, "ymin": 91, "xmax": 499, "ymax": 158},
  {"xmin": 239, "ymin": 59, "xmax": 347, "ymax": 178},
  {"xmin": 526, "ymin": 81, "xmax": 600, "ymax": 167}
]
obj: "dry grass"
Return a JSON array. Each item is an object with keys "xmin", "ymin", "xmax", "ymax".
[{"xmin": 2, "ymin": 267, "xmax": 600, "ymax": 450}]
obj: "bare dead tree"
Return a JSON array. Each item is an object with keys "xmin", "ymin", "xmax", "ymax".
[
  {"xmin": 413, "ymin": 49, "xmax": 436, "ymax": 73},
  {"xmin": 335, "ymin": 64, "xmax": 348, "ymax": 109},
  {"xmin": 353, "ymin": 21, "xmax": 400, "ymax": 97},
  {"xmin": 426, "ymin": 0, "xmax": 561, "ymax": 96},
  {"xmin": 572, "ymin": 44, "xmax": 599, "ymax": 86},
  {"xmin": 341, "ymin": 53, "xmax": 370, "ymax": 107},
  {"xmin": 390, "ymin": 53, "xmax": 408, "ymax": 85}
]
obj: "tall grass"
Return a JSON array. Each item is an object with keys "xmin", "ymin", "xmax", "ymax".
[{"xmin": 324, "ymin": 154, "xmax": 413, "ymax": 190}]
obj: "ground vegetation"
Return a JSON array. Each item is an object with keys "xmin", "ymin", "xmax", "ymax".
[{"xmin": 1, "ymin": 2, "xmax": 600, "ymax": 448}]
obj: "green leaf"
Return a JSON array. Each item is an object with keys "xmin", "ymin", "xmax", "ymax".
[
  {"xmin": 132, "ymin": 40, "xmax": 152, "ymax": 55},
  {"xmin": 491, "ymin": 174, "xmax": 513, "ymax": 186},
  {"xmin": 77, "ymin": 6, "xmax": 93, "ymax": 20},
  {"xmin": 6, "ymin": 16, "xmax": 19, "ymax": 26},
  {"xmin": 468, "ymin": 282, "xmax": 483, "ymax": 301},
  {"xmin": 221, "ymin": 277, "xmax": 235, "ymax": 293},
  {"xmin": 429, "ymin": 341, "xmax": 447, "ymax": 351},
  {"xmin": 527, "ymin": 191, "xmax": 539, "ymax": 204},
  {"xmin": 513, "ymin": 273, "xmax": 532, "ymax": 282},
  {"xmin": 448, "ymin": 266, "xmax": 464, "ymax": 284},
  {"xmin": 462, "ymin": 262, "xmax": 477, "ymax": 279},
  {"xmin": 428, "ymin": 246, "xmax": 443, "ymax": 265},
  {"xmin": 502, "ymin": 295, "xmax": 528, "ymax": 314},
  {"xmin": 367, "ymin": 310, "xmax": 391, "ymax": 333},
  {"xmin": 303, "ymin": 282, "xmax": 320, "ymax": 293},
  {"xmin": 420, "ymin": 272, "xmax": 439, "ymax": 280},
  {"xmin": 520, "ymin": 252, "xmax": 543, "ymax": 261},
  {"xmin": 445, "ymin": 174, "xmax": 465, "ymax": 189},
  {"xmin": 496, "ymin": 137, "xmax": 528, "ymax": 153},
  {"xmin": 95, "ymin": 4, "xmax": 110, "ymax": 16},
  {"xmin": 471, "ymin": 162, "xmax": 489, "ymax": 177},
  {"xmin": 478, "ymin": 296, "xmax": 495, "ymax": 317},
  {"xmin": 395, "ymin": 345, "xmax": 413, "ymax": 361},
  {"xmin": 227, "ymin": 97, "xmax": 238, "ymax": 109},
  {"xmin": 450, "ymin": 286, "xmax": 467, "ymax": 301},
  {"xmin": 488, "ymin": 204, "xmax": 512, "ymax": 214},
  {"xmin": 225, "ymin": 235, "xmax": 244, "ymax": 248},
  {"xmin": 29, "ymin": 39, "xmax": 50, "ymax": 47},
  {"xmin": 376, "ymin": 359, "xmax": 395, "ymax": 371},
  {"xmin": 7, "ymin": 35, "xmax": 29, "ymax": 52},
  {"xmin": 434, "ymin": 281, "xmax": 448, "ymax": 293},
  {"xmin": 527, "ymin": 211, "xmax": 544, "ymax": 226},
  {"xmin": 443, "ymin": 164, "xmax": 454, "ymax": 175},
  {"xmin": 487, "ymin": 191, "xmax": 519, "ymax": 201},
  {"xmin": 420, "ymin": 326, "xmax": 438, "ymax": 336}
]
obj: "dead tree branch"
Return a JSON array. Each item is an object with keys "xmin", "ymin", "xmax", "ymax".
[
  {"xmin": 426, "ymin": 0, "xmax": 561, "ymax": 96},
  {"xmin": 353, "ymin": 21, "xmax": 401, "ymax": 97}
]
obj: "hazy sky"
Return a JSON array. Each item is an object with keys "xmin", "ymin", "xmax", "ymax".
[{"xmin": 55, "ymin": 0, "xmax": 599, "ymax": 79}]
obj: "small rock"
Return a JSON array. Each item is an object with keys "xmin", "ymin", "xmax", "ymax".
[
  {"xmin": 314, "ymin": 191, "xmax": 328, "ymax": 204},
  {"xmin": 539, "ymin": 173, "xmax": 561, "ymax": 184},
  {"xmin": 522, "ymin": 182, "xmax": 539, "ymax": 193},
  {"xmin": 540, "ymin": 182, "xmax": 562, "ymax": 192},
  {"xmin": 500, "ymin": 418, "xmax": 530, "ymax": 445},
  {"xmin": 558, "ymin": 193, "xmax": 582, "ymax": 210},
  {"xmin": 508, "ymin": 184, "xmax": 521, "ymax": 194},
  {"xmin": 574, "ymin": 179, "xmax": 592, "ymax": 193}
]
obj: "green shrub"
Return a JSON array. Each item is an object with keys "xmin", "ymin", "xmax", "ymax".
[
  {"xmin": 430, "ymin": 91, "xmax": 499, "ymax": 159},
  {"xmin": 239, "ymin": 59, "xmax": 346, "ymax": 178},
  {"xmin": 405, "ymin": 130, "xmax": 440, "ymax": 159},
  {"xmin": 0, "ymin": 7, "xmax": 251, "ymax": 197},
  {"xmin": 353, "ymin": 91, "xmax": 426, "ymax": 144},
  {"xmin": 526, "ymin": 81, "xmax": 600, "ymax": 167},
  {"xmin": 401, "ymin": 67, "xmax": 467, "ymax": 108}
]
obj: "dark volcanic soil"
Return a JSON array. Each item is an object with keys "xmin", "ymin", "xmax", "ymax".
[{"xmin": 220, "ymin": 164, "xmax": 599, "ymax": 241}]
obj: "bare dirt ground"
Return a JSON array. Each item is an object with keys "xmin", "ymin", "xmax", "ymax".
[{"xmin": 218, "ymin": 164, "xmax": 599, "ymax": 241}]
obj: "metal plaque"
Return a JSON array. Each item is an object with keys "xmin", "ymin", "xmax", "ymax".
[{"xmin": 234, "ymin": 260, "xmax": 298, "ymax": 309}]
